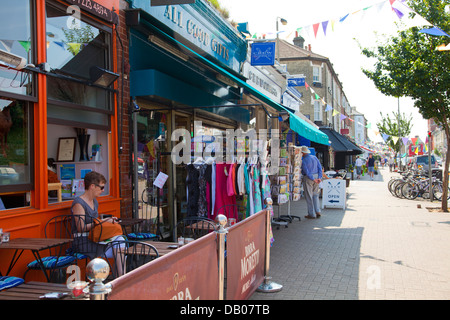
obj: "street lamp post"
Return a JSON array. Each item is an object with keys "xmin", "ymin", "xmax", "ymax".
[{"xmin": 276, "ymin": 17, "xmax": 287, "ymax": 64}]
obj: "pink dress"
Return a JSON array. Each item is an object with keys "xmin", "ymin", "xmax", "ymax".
[{"xmin": 213, "ymin": 163, "xmax": 237, "ymax": 220}]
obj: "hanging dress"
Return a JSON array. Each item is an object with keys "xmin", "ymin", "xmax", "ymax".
[
  {"xmin": 197, "ymin": 164, "xmax": 208, "ymax": 217},
  {"xmin": 214, "ymin": 163, "xmax": 237, "ymax": 219},
  {"xmin": 186, "ymin": 164, "xmax": 199, "ymax": 217},
  {"xmin": 253, "ymin": 165, "xmax": 263, "ymax": 214}
]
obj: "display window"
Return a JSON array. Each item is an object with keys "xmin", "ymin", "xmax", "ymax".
[
  {"xmin": 0, "ymin": 0, "xmax": 34, "ymax": 97},
  {"xmin": 44, "ymin": 1, "xmax": 116, "ymax": 204},
  {"xmin": 0, "ymin": 97, "xmax": 33, "ymax": 210},
  {"xmin": 45, "ymin": 1, "xmax": 114, "ymax": 120}
]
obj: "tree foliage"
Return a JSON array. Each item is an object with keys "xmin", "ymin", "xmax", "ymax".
[
  {"xmin": 360, "ymin": 0, "xmax": 450, "ymax": 211},
  {"xmin": 376, "ymin": 111, "xmax": 413, "ymax": 154}
]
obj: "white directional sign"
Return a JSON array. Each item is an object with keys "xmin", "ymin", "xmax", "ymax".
[{"xmin": 322, "ymin": 179, "xmax": 346, "ymax": 209}]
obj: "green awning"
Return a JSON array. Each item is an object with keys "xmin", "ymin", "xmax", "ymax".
[
  {"xmin": 130, "ymin": 11, "xmax": 329, "ymax": 145},
  {"xmin": 287, "ymin": 111, "xmax": 330, "ymax": 146}
]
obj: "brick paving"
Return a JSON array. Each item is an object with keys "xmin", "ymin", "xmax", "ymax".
[{"xmin": 250, "ymin": 166, "xmax": 450, "ymax": 300}]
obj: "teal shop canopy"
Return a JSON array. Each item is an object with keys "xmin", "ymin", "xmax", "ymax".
[
  {"xmin": 287, "ymin": 111, "xmax": 330, "ymax": 146},
  {"xmin": 129, "ymin": 10, "xmax": 329, "ymax": 145}
]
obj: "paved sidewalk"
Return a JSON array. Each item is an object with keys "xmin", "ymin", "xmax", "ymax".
[{"xmin": 250, "ymin": 166, "xmax": 450, "ymax": 300}]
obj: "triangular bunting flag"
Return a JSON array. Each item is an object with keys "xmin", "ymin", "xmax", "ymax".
[
  {"xmin": 67, "ymin": 43, "xmax": 82, "ymax": 55},
  {"xmin": 419, "ymin": 27, "xmax": 450, "ymax": 37},
  {"xmin": 331, "ymin": 20, "xmax": 336, "ymax": 31},
  {"xmin": 415, "ymin": 147, "xmax": 419, "ymax": 155},
  {"xmin": 401, "ymin": 137, "xmax": 409, "ymax": 145},
  {"xmin": 392, "ymin": 136, "xmax": 399, "ymax": 144},
  {"xmin": 332, "ymin": 109, "xmax": 339, "ymax": 116},
  {"xmin": 313, "ymin": 23, "xmax": 320, "ymax": 38},
  {"xmin": 339, "ymin": 14, "xmax": 349, "ymax": 23},
  {"xmin": 314, "ymin": 93, "xmax": 320, "ymax": 100},
  {"xmin": 381, "ymin": 133, "xmax": 390, "ymax": 141},
  {"xmin": 340, "ymin": 114, "xmax": 347, "ymax": 121},
  {"xmin": 305, "ymin": 82, "xmax": 309, "ymax": 89},
  {"xmin": 18, "ymin": 40, "xmax": 31, "ymax": 52},
  {"xmin": 322, "ymin": 21, "xmax": 329, "ymax": 36},
  {"xmin": 366, "ymin": 123, "xmax": 372, "ymax": 129},
  {"xmin": 325, "ymin": 104, "xmax": 332, "ymax": 112}
]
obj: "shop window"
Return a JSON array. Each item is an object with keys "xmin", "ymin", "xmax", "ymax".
[
  {"xmin": 0, "ymin": 97, "xmax": 32, "ymax": 210},
  {"xmin": 47, "ymin": 124, "xmax": 109, "ymax": 204},
  {"xmin": 45, "ymin": 2, "xmax": 113, "ymax": 118},
  {"xmin": 0, "ymin": 0, "xmax": 34, "ymax": 97}
]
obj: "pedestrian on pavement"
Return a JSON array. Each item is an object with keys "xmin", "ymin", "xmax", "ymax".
[
  {"xmin": 355, "ymin": 156, "xmax": 364, "ymax": 179},
  {"xmin": 367, "ymin": 154, "xmax": 375, "ymax": 180},
  {"xmin": 388, "ymin": 157, "xmax": 395, "ymax": 172},
  {"xmin": 300, "ymin": 146, "xmax": 322, "ymax": 219}
]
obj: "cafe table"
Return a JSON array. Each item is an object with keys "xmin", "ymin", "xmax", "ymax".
[
  {"xmin": 141, "ymin": 241, "xmax": 180, "ymax": 257},
  {"xmin": 0, "ymin": 281, "xmax": 79, "ymax": 300},
  {"xmin": 118, "ymin": 218, "xmax": 144, "ymax": 234},
  {"xmin": 0, "ymin": 238, "xmax": 73, "ymax": 282}
]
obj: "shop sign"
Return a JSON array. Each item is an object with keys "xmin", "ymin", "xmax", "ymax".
[
  {"xmin": 243, "ymin": 62, "xmax": 281, "ymax": 103},
  {"xmin": 282, "ymin": 91, "xmax": 300, "ymax": 112},
  {"xmin": 287, "ymin": 76, "xmax": 305, "ymax": 87},
  {"xmin": 132, "ymin": 0, "xmax": 246, "ymax": 73},
  {"xmin": 65, "ymin": 0, "xmax": 119, "ymax": 24},
  {"xmin": 322, "ymin": 178, "xmax": 346, "ymax": 209},
  {"xmin": 226, "ymin": 210, "xmax": 266, "ymax": 300},
  {"xmin": 250, "ymin": 42, "xmax": 275, "ymax": 66},
  {"xmin": 152, "ymin": 0, "xmax": 195, "ymax": 5}
]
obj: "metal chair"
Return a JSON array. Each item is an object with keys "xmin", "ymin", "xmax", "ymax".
[
  {"xmin": 102, "ymin": 240, "xmax": 159, "ymax": 280},
  {"xmin": 23, "ymin": 215, "xmax": 76, "ymax": 282},
  {"xmin": 70, "ymin": 214, "xmax": 104, "ymax": 262},
  {"xmin": 175, "ymin": 216, "xmax": 217, "ymax": 240},
  {"xmin": 127, "ymin": 202, "xmax": 160, "ymax": 241}
]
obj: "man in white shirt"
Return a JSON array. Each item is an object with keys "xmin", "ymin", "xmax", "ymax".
[
  {"xmin": 355, "ymin": 156, "xmax": 364, "ymax": 179},
  {"xmin": 388, "ymin": 157, "xmax": 395, "ymax": 172}
]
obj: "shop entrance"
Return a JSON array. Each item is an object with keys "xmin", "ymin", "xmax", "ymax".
[{"xmin": 133, "ymin": 108, "xmax": 170, "ymax": 239}]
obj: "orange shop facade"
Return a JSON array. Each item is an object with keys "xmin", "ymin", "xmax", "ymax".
[{"xmin": 0, "ymin": 0, "xmax": 124, "ymax": 280}]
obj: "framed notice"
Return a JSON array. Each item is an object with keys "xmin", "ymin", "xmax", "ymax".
[{"xmin": 57, "ymin": 137, "xmax": 76, "ymax": 162}]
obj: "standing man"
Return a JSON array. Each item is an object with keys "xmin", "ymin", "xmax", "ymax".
[
  {"xmin": 300, "ymin": 146, "xmax": 322, "ymax": 219},
  {"xmin": 367, "ymin": 154, "xmax": 376, "ymax": 180},
  {"xmin": 355, "ymin": 156, "xmax": 364, "ymax": 179},
  {"xmin": 388, "ymin": 157, "xmax": 395, "ymax": 172}
]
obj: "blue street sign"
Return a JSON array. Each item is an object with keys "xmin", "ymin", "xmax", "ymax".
[
  {"xmin": 287, "ymin": 77, "xmax": 305, "ymax": 87},
  {"xmin": 250, "ymin": 42, "xmax": 275, "ymax": 66}
]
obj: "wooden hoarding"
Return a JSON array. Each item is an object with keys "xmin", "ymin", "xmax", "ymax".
[
  {"xmin": 226, "ymin": 210, "xmax": 266, "ymax": 300},
  {"xmin": 108, "ymin": 232, "xmax": 219, "ymax": 300}
]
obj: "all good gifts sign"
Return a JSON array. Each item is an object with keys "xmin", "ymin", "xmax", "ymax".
[
  {"xmin": 322, "ymin": 179, "xmax": 346, "ymax": 209},
  {"xmin": 226, "ymin": 210, "xmax": 266, "ymax": 300}
]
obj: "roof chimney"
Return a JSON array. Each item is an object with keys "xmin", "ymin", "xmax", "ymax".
[
  {"xmin": 293, "ymin": 31, "xmax": 305, "ymax": 49},
  {"xmin": 308, "ymin": 44, "xmax": 311, "ymax": 51}
]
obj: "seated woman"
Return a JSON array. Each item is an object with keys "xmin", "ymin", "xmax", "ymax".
[{"xmin": 71, "ymin": 171, "xmax": 126, "ymax": 276}]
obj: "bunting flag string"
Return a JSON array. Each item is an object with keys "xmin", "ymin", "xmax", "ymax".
[
  {"xmin": 305, "ymin": 80, "xmax": 419, "ymax": 147},
  {"xmin": 250, "ymin": 0, "xmax": 435, "ymax": 43}
]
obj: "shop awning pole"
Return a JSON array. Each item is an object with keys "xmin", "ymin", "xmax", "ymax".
[{"xmin": 133, "ymin": 112, "xmax": 139, "ymax": 218}]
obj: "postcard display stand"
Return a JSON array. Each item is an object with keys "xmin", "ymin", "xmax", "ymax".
[
  {"xmin": 291, "ymin": 146, "xmax": 303, "ymax": 202},
  {"xmin": 270, "ymin": 141, "xmax": 299, "ymax": 226}
]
